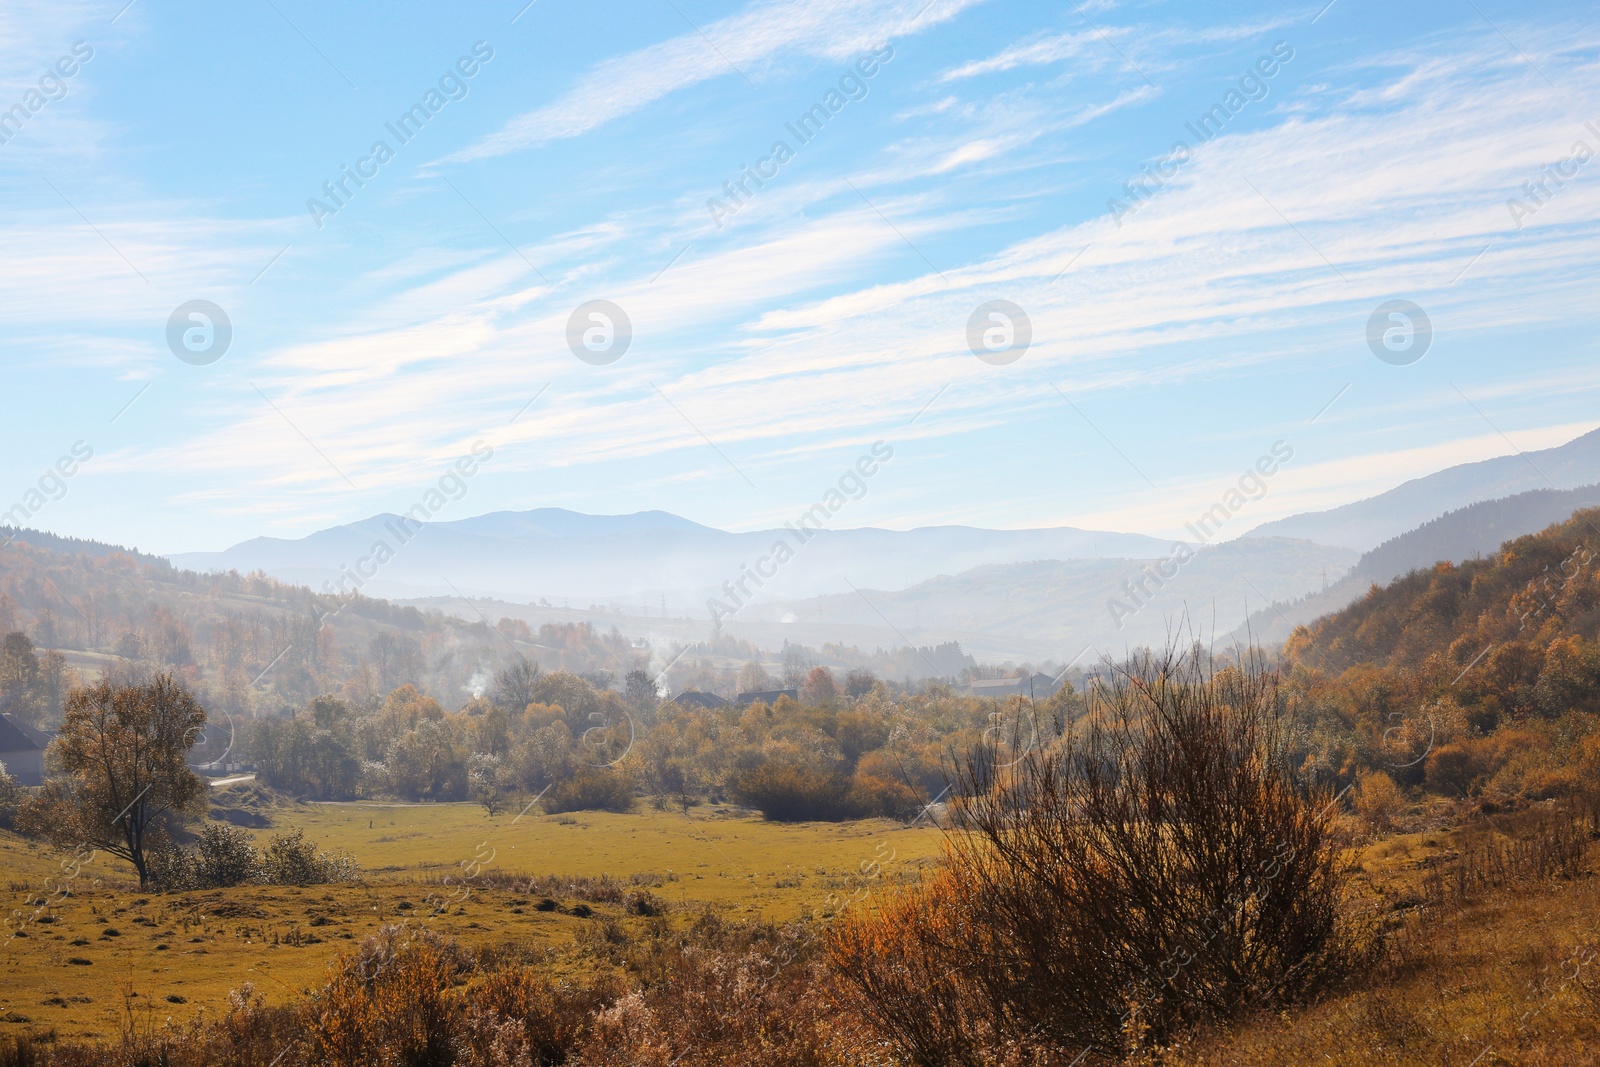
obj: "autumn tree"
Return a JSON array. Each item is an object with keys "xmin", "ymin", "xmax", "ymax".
[
  {"xmin": 0, "ymin": 631, "xmax": 71, "ymax": 726},
  {"xmin": 468, "ymin": 752, "xmax": 510, "ymax": 816},
  {"xmin": 801, "ymin": 665, "xmax": 839, "ymax": 703},
  {"xmin": 490, "ymin": 656, "xmax": 542, "ymax": 713},
  {"xmin": 623, "ymin": 669, "xmax": 658, "ymax": 714},
  {"xmin": 0, "ymin": 631, "xmax": 40, "ymax": 711},
  {"xmin": 844, "ymin": 667, "xmax": 878, "ymax": 698},
  {"xmin": 0, "ymin": 760, "xmax": 18, "ymax": 829},
  {"xmin": 17, "ymin": 675, "xmax": 207, "ymax": 888}
]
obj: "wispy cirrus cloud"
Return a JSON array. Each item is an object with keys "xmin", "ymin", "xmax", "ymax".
[
  {"xmin": 442, "ymin": 0, "xmax": 988, "ymax": 163},
  {"xmin": 940, "ymin": 28, "xmax": 1104, "ymax": 81},
  {"xmin": 939, "ymin": 15, "xmax": 1297, "ymax": 82},
  {"xmin": 16, "ymin": 9, "xmax": 1600, "ymax": 549},
  {"xmin": 105, "ymin": 23, "xmax": 1600, "ymax": 519}
]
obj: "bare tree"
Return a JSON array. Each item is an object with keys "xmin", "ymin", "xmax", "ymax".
[
  {"xmin": 738, "ymin": 660, "xmax": 771, "ymax": 693},
  {"xmin": 18, "ymin": 675, "xmax": 207, "ymax": 889},
  {"xmin": 490, "ymin": 656, "xmax": 542, "ymax": 713},
  {"xmin": 369, "ymin": 631, "xmax": 422, "ymax": 693},
  {"xmin": 780, "ymin": 644, "xmax": 809, "ymax": 688}
]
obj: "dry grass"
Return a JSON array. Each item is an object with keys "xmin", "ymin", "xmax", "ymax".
[
  {"xmin": 0, "ymin": 798, "xmax": 942, "ymax": 1044},
  {"xmin": 1172, "ymin": 864, "xmax": 1600, "ymax": 1065},
  {"xmin": 1152, "ymin": 801, "xmax": 1600, "ymax": 1065},
  {"xmin": 6, "ymin": 786, "xmax": 1596, "ymax": 1065}
]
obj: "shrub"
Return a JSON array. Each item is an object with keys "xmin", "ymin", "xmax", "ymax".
[
  {"xmin": 311, "ymin": 925, "xmax": 474, "ymax": 1067},
  {"xmin": 845, "ymin": 772, "xmax": 923, "ymax": 821},
  {"xmin": 193, "ymin": 823, "xmax": 261, "ymax": 887},
  {"xmin": 1353, "ymin": 770, "xmax": 1403, "ymax": 833},
  {"xmin": 831, "ymin": 646, "xmax": 1355, "ymax": 1060},
  {"xmin": 1423, "ymin": 802, "xmax": 1591, "ymax": 909},
  {"xmin": 1424, "ymin": 739, "xmax": 1491, "ymax": 797},
  {"xmin": 0, "ymin": 1034, "xmax": 39, "ymax": 1067},
  {"xmin": 260, "ymin": 829, "xmax": 359, "ymax": 886},
  {"xmin": 151, "ymin": 826, "xmax": 357, "ymax": 890},
  {"xmin": 463, "ymin": 966, "xmax": 615, "ymax": 1065},
  {"xmin": 543, "ymin": 768, "xmax": 635, "ymax": 814},
  {"xmin": 732, "ymin": 763, "xmax": 854, "ymax": 821},
  {"xmin": 829, "ymin": 866, "xmax": 991, "ymax": 1064},
  {"xmin": 569, "ymin": 945, "xmax": 844, "ymax": 1066}
]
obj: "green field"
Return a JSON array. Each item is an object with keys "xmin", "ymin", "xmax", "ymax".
[
  {"xmin": 282, "ymin": 798, "xmax": 945, "ymax": 911},
  {"xmin": 0, "ymin": 794, "xmax": 948, "ymax": 1041}
]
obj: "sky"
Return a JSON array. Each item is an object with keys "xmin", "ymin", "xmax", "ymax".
[{"xmin": 1, "ymin": 0, "xmax": 1598, "ymax": 555}]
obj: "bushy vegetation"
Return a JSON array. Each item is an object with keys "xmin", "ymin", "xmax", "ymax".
[
  {"xmin": 9, "ymin": 802, "xmax": 1594, "ymax": 1067},
  {"xmin": 13, "ymin": 515, "xmax": 1600, "ymax": 1063},
  {"xmin": 1282, "ymin": 507, "xmax": 1600, "ymax": 809},
  {"xmin": 830, "ymin": 647, "xmax": 1356, "ymax": 1063},
  {"xmin": 0, "ymin": 629, "xmax": 71, "ymax": 726},
  {"xmin": 542, "ymin": 768, "xmax": 636, "ymax": 814},
  {"xmin": 150, "ymin": 824, "xmax": 359, "ymax": 889},
  {"xmin": 209, "ymin": 659, "xmax": 1064, "ymax": 824},
  {"xmin": 732, "ymin": 763, "xmax": 855, "ymax": 821},
  {"xmin": 732, "ymin": 761, "xmax": 922, "ymax": 821}
]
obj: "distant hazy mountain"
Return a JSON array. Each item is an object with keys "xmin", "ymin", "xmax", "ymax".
[
  {"xmin": 1245, "ymin": 427, "xmax": 1600, "ymax": 551},
  {"xmin": 1233, "ymin": 486, "xmax": 1600, "ymax": 646},
  {"xmin": 730, "ymin": 537, "xmax": 1359, "ymax": 662},
  {"xmin": 166, "ymin": 508, "xmax": 1184, "ymax": 605}
]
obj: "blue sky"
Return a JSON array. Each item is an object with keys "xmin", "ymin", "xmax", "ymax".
[{"xmin": 2, "ymin": 0, "xmax": 1598, "ymax": 555}]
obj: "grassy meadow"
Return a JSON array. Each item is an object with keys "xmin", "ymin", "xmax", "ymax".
[
  {"xmin": 281, "ymin": 797, "xmax": 944, "ymax": 909},
  {"xmin": 0, "ymin": 785, "xmax": 946, "ymax": 1042}
]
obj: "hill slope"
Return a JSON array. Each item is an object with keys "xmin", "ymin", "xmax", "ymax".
[
  {"xmin": 1353, "ymin": 483, "xmax": 1600, "ymax": 586},
  {"xmin": 1286, "ymin": 505, "xmax": 1600, "ymax": 700},
  {"xmin": 1234, "ymin": 488, "xmax": 1600, "ymax": 645},
  {"xmin": 0, "ymin": 527, "xmax": 647, "ymax": 723},
  {"xmin": 1245, "ymin": 426, "xmax": 1600, "ymax": 550}
]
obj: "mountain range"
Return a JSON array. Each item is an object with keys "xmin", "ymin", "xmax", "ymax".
[
  {"xmin": 166, "ymin": 511, "xmax": 1183, "ymax": 605},
  {"xmin": 163, "ymin": 426, "xmax": 1600, "ymax": 662}
]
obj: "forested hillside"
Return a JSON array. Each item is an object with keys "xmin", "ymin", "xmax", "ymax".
[
  {"xmin": 0, "ymin": 528, "xmax": 992, "ymax": 736},
  {"xmin": 1284, "ymin": 506, "xmax": 1600, "ymax": 799},
  {"xmin": 0, "ymin": 528, "xmax": 657, "ymax": 724}
]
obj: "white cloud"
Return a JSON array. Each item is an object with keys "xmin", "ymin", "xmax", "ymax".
[
  {"xmin": 16, "ymin": 16, "xmax": 1600, "ymax": 545},
  {"xmin": 444, "ymin": 0, "xmax": 988, "ymax": 162},
  {"xmin": 940, "ymin": 29, "xmax": 1103, "ymax": 81},
  {"xmin": 939, "ymin": 16, "xmax": 1296, "ymax": 82}
]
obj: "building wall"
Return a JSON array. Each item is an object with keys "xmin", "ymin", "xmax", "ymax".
[{"xmin": 0, "ymin": 748, "xmax": 45, "ymax": 786}]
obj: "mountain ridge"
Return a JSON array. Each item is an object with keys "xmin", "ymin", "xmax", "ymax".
[
  {"xmin": 166, "ymin": 508, "xmax": 1191, "ymax": 604},
  {"xmin": 1245, "ymin": 426, "xmax": 1600, "ymax": 550}
]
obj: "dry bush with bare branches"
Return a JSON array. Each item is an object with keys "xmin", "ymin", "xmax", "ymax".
[
  {"xmin": 832, "ymin": 646, "xmax": 1358, "ymax": 1063},
  {"xmin": 1422, "ymin": 801, "xmax": 1592, "ymax": 911}
]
